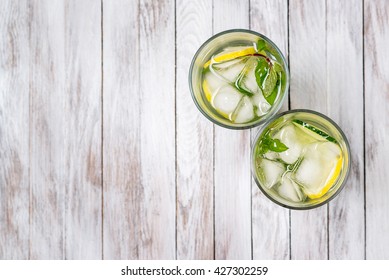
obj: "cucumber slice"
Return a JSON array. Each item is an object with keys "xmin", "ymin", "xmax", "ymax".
[{"xmin": 292, "ymin": 119, "xmax": 338, "ymax": 144}]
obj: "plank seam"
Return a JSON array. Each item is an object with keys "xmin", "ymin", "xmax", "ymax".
[
  {"xmin": 101, "ymin": 0, "xmax": 104, "ymax": 260},
  {"xmin": 212, "ymin": 0, "xmax": 216, "ymax": 260},
  {"xmin": 362, "ymin": 0, "xmax": 367, "ymax": 260},
  {"xmin": 249, "ymin": 0, "xmax": 253, "ymax": 261},
  {"xmin": 287, "ymin": 0, "xmax": 292, "ymax": 261},
  {"xmin": 136, "ymin": 0, "xmax": 141, "ymax": 259},
  {"xmin": 174, "ymin": 0, "xmax": 178, "ymax": 261},
  {"xmin": 325, "ymin": 0, "xmax": 330, "ymax": 261},
  {"xmin": 28, "ymin": 0, "xmax": 32, "ymax": 260}
]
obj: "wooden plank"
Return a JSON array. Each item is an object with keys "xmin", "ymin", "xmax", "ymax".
[
  {"xmin": 63, "ymin": 0, "xmax": 102, "ymax": 260},
  {"xmin": 103, "ymin": 0, "xmax": 141, "ymax": 259},
  {"xmin": 365, "ymin": 0, "xmax": 389, "ymax": 259},
  {"xmin": 176, "ymin": 0, "xmax": 214, "ymax": 259},
  {"xmin": 250, "ymin": 0, "xmax": 290, "ymax": 259},
  {"xmin": 0, "ymin": 0, "xmax": 30, "ymax": 259},
  {"xmin": 289, "ymin": 0, "xmax": 328, "ymax": 259},
  {"xmin": 213, "ymin": 0, "xmax": 252, "ymax": 260},
  {"xmin": 29, "ymin": 0, "xmax": 66, "ymax": 259},
  {"xmin": 326, "ymin": 0, "xmax": 364, "ymax": 259},
  {"xmin": 138, "ymin": 0, "xmax": 176, "ymax": 259},
  {"xmin": 29, "ymin": 0, "xmax": 102, "ymax": 259},
  {"xmin": 104, "ymin": 0, "xmax": 176, "ymax": 259}
]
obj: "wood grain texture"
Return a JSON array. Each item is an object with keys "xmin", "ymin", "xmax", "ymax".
[
  {"xmin": 103, "ymin": 0, "xmax": 141, "ymax": 259},
  {"xmin": 29, "ymin": 0, "xmax": 67, "ymax": 259},
  {"xmin": 250, "ymin": 0, "xmax": 290, "ymax": 260},
  {"xmin": 29, "ymin": 0, "xmax": 102, "ymax": 259},
  {"xmin": 365, "ymin": 0, "xmax": 389, "ymax": 259},
  {"xmin": 213, "ymin": 0, "xmax": 252, "ymax": 260},
  {"xmin": 327, "ymin": 0, "xmax": 364, "ymax": 259},
  {"xmin": 2, "ymin": 0, "xmax": 389, "ymax": 261},
  {"xmin": 63, "ymin": 0, "xmax": 102, "ymax": 260},
  {"xmin": 138, "ymin": 0, "xmax": 176, "ymax": 259},
  {"xmin": 0, "ymin": 0, "xmax": 30, "ymax": 259},
  {"xmin": 289, "ymin": 0, "xmax": 328, "ymax": 259},
  {"xmin": 176, "ymin": 0, "xmax": 214, "ymax": 259}
]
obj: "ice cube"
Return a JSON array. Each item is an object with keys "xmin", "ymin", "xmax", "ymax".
[
  {"xmin": 273, "ymin": 124, "xmax": 303, "ymax": 164},
  {"xmin": 251, "ymin": 92, "xmax": 271, "ymax": 116},
  {"xmin": 292, "ymin": 142, "xmax": 342, "ymax": 196},
  {"xmin": 277, "ymin": 174, "xmax": 306, "ymax": 202},
  {"xmin": 211, "ymin": 57, "xmax": 249, "ymax": 83},
  {"xmin": 212, "ymin": 85, "xmax": 242, "ymax": 118},
  {"xmin": 203, "ymin": 71, "xmax": 223, "ymax": 93},
  {"xmin": 263, "ymin": 151, "xmax": 278, "ymax": 161},
  {"xmin": 203, "ymin": 71, "xmax": 224, "ymax": 102},
  {"xmin": 257, "ymin": 158, "xmax": 285, "ymax": 189},
  {"xmin": 236, "ymin": 57, "xmax": 259, "ymax": 94},
  {"xmin": 232, "ymin": 96, "xmax": 254, "ymax": 123}
]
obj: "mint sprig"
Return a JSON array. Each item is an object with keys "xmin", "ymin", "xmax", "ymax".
[
  {"xmin": 258, "ymin": 134, "xmax": 289, "ymax": 154},
  {"xmin": 254, "ymin": 58, "xmax": 282, "ymax": 105}
]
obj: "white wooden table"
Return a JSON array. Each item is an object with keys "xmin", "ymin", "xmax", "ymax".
[{"xmin": 0, "ymin": 0, "xmax": 388, "ymax": 260}]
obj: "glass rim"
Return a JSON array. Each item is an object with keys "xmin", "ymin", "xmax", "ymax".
[
  {"xmin": 251, "ymin": 109, "xmax": 352, "ymax": 210},
  {"xmin": 188, "ymin": 29, "xmax": 290, "ymax": 130}
]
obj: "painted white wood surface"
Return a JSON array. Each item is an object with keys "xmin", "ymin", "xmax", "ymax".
[
  {"xmin": 64, "ymin": 0, "xmax": 102, "ymax": 260},
  {"xmin": 103, "ymin": 0, "xmax": 141, "ymax": 260},
  {"xmin": 29, "ymin": 0, "xmax": 67, "ymax": 259},
  {"xmin": 289, "ymin": 0, "xmax": 329, "ymax": 259},
  {"xmin": 0, "ymin": 0, "xmax": 388, "ymax": 260},
  {"xmin": 213, "ymin": 0, "xmax": 252, "ymax": 260},
  {"xmin": 326, "ymin": 0, "xmax": 364, "ymax": 259},
  {"xmin": 0, "ymin": 0, "xmax": 30, "ymax": 259},
  {"xmin": 176, "ymin": 0, "xmax": 214, "ymax": 259},
  {"xmin": 104, "ymin": 0, "xmax": 176, "ymax": 259},
  {"xmin": 365, "ymin": 0, "xmax": 389, "ymax": 259},
  {"xmin": 29, "ymin": 0, "xmax": 102, "ymax": 259},
  {"xmin": 138, "ymin": 0, "xmax": 176, "ymax": 259},
  {"xmin": 250, "ymin": 0, "xmax": 290, "ymax": 260}
]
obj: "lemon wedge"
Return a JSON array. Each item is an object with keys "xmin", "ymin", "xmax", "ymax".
[
  {"xmin": 203, "ymin": 46, "xmax": 257, "ymax": 68},
  {"xmin": 306, "ymin": 155, "xmax": 343, "ymax": 199},
  {"xmin": 202, "ymin": 79, "xmax": 212, "ymax": 102},
  {"xmin": 201, "ymin": 79, "xmax": 229, "ymax": 119}
]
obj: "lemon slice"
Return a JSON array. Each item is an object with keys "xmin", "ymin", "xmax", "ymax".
[
  {"xmin": 202, "ymin": 79, "xmax": 212, "ymax": 102},
  {"xmin": 203, "ymin": 46, "xmax": 257, "ymax": 68},
  {"xmin": 305, "ymin": 155, "xmax": 343, "ymax": 199}
]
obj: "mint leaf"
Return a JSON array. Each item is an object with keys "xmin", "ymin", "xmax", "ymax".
[
  {"xmin": 255, "ymin": 57, "xmax": 270, "ymax": 90},
  {"xmin": 267, "ymin": 138, "xmax": 289, "ymax": 152},
  {"xmin": 255, "ymin": 58, "xmax": 283, "ymax": 105},
  {"xmin": 258, "ymin": 134, "xmax": 289, "ymax": 155},
  {"xmin": 257, "ymin": 39, "xmax": 266, "ymax": 52},
  {"xmin": 264, "ymin": 71, "xmax": 281, "ymax": 105}
]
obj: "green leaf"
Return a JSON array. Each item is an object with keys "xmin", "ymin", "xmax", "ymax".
[
  {"xmin": 257, "ymin": 133, "xmax": 289, "ymax": 155},
  {"xmin": 267, "ymin": 138, "xmax": 289, "ymax": 152},
  {"xmin": 255, "ymin": 58, "xmax": 283, "ymax": 105},
  {"xmin": 254, "ymin": 57, "xmax": 270, "ymax": 90},
  {"xmin": 257, "ymin": 39, "xmax": 266, "ymax": 52},
  {"xmin": 262, "ymin": 68, "xmax": 278, "ymax": 98},
  {"xmin": 264, "ymin": 71, "xmax": 281, "ymax": 105}
]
